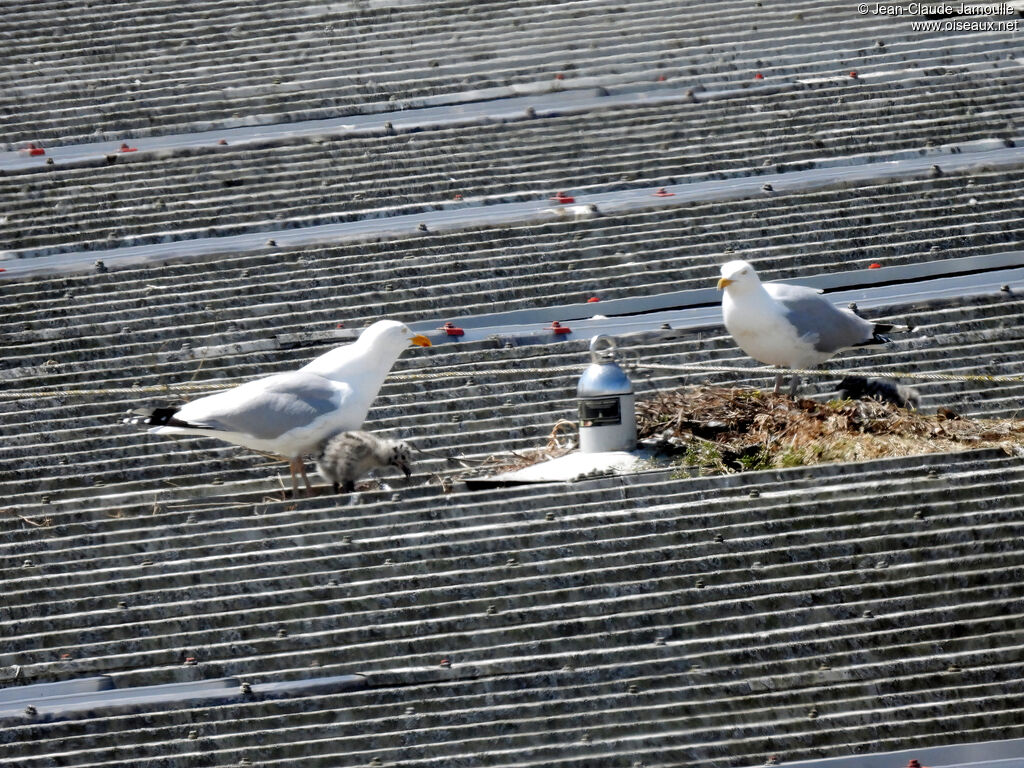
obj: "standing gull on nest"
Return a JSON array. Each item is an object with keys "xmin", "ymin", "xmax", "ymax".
[
  {"xmin": 717, "ymin": 260, "xmax": 908, "ymax": 395},
  {"xmin": 316, "ymin": 431, "xmax": 413, "ymax": 493},
  {"xmin": 128, "ymin": 320, "xmax": 431, "ymax": 494}
]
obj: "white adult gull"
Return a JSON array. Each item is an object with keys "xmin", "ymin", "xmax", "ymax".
[
  {"xmin": 128, "ymin": 320, "xmax": 431, "ymax": 494},
  {"xmin": 717, "ymin": 260, "xmax": 907, "ymax": 395}
]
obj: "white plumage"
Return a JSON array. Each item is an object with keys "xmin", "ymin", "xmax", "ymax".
[
  {"xmin": 130, "ymin": 320, "xmax": 430, "ymax": 493},
  {"xmin": 717, "ymin": 260, "xmax": 904, "ymax": 395}
]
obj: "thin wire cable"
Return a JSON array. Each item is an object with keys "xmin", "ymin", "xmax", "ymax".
[{"xmin": 1, "ymin": 361, "xmax": 1021, "ymax": 401}]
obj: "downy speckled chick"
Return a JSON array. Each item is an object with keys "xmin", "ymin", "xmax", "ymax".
[
  {"xmin": 315, "ymin": 431, "xmax": 413, "ymax": 493},
  {"xmin": 837, "ymin": 375, "xmax": 920, "ymax": 411}
]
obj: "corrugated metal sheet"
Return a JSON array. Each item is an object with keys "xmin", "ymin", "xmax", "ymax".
[{"xmin": 1, "ymin": 1, "xmax": 1023, "ymax": 767}]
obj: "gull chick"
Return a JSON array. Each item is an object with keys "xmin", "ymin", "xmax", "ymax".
[
  {"xmin": 316, "ymin": 431, "xmax": 413, "ymax": 493},
  {"xmin": 717, "ymin": 260, "xmax": 908, "ymax": 395},
  {"xmin": 128, "ymin": 320, "xmax": 430, "ymax": 495},
  {"xmin": 837, "ymin": 375, "xmax": 920, "ymax": 410}
]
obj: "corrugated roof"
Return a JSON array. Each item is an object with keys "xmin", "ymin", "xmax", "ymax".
[{"xmin": 2, "ymin": 1, "xmax": 1023, "ymax": 766}]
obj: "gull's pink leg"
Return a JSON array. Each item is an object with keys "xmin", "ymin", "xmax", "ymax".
[
  {"xmin": 288, "ymin": 458, "xmax": 302, "ymax": 498},
  {"xmin": 297, "ymin": 461, "xmax": 313, "ymax": 493}
]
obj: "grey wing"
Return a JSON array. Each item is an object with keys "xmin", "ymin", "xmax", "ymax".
[
  {"xmin": 766, "ymin": 282, "xmax": 874, "ymax": 353},
  {"xmin": 177, "ymin": 372, "xmax": 347, "ymax": 440}
]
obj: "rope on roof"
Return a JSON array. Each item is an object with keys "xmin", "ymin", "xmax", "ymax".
[{"xmin": 1, "ymin": 363, "xmax": 1022, "ymax": 400}]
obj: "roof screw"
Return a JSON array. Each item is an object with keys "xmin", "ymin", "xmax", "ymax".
[
  {"xmin": 862, "ymin": 609, "xmax": 874, "ymax": 618},
  {"xmin": 752, "ymin": 561, "xmax": 762, "ymax": 569},
  {"xmin": 384, "ymin": 558, "xmax": 393, "ymax": 565},
  {"xmin": 628, "ymin": 684, "xmax": 639, "ymax": 694},
  {"xmin": 929, "ymin": 164, "xmax": 943, "ymax": 177},
  {"xmin": 660, "ymin": 323, "xmax": 672, "ymax": 330},
  {"xmin": 913, "ymin": 509, "xmax": 925, "ymax": 519},
  {"xmin": 266, "ymin": 239, "xmax": 276, "ymax": 247},
  {"xmin": 341, "ymin": 536, "xmax": 352, "ymax": 545},
  {"xmin": 761, "ymin": 183, "xmax": 773, "ymax": 192},
  {"xmin": 818, "ymin": 661, "xmax": 831, "ymax": 670},
  {"xmin": 277, "ymin": 628, "xmax": 288, "ymax": 638},
  {"xmin": 545, "ymin": 511, "xmax": 556, "ymax": 521},
  {"xmin": 749, "ymin": 489, "xmax": 760, "ymax": 498},
  {"xmin": 391, "ymin": 493, "xmax": 401, "ymax": 502},
  {"xmin": 309, "ymin": 659, "xmax": 321, "ymax": 667},
  {"xmin": 875, "ymin": 560, "xmax": 888, "ymax": 569},
  {"xmin": 117, "ymin": 600, "xmax": 128, "ymax": 609},
  {"xmin": 525, "ymin": 106, "xmax": 537, "ymax": 118},
  {"xmin": 41, "ymin": 495, "xmax": 51, "ymax": 503},
  {"xmin": 25, "ymin": 705, "xmax": 37, "ymax": 716},
  {"xmin": 439, "ymin": 658, "xmax": 452, "ymax": 668},
  {"xmin": 695, "ymin": 578, "xmax": 706, "ymax": 589},
  {"xmin": 765, "ymin": 757, "xmax": 780, "ymax": 766},
  {"xmin": 807, "ymin": 707, "xmax": 819, "ymax": 719},
  {"xmin": 506, "ymin": 557, "xmax": 518, "ymax": 566},
  {"xmin": 211, "ymin": 477, "xmax": 224, "ymax": 485},
  {"xmin": 713, "ymin": 533, "xmax": 724, "ymax": 543},
  {"xmin": 187, "ymin": 729, "xmax": 199, "ymax": 740},
  {"xmin": 1001, "ymin": 284, "xmax": 1011, "ymax": 293},
  {"xmin": 369, "ymin": 758, "xmax": 383, "ymax": 767},
  {"xmin": 927, "ymin": 469, "xmax": 939, "ymax": 479},
  {"xmin": 654, "ymin": 636, "xmax": 666, "ymax": 646},
  {"xmin": 46, "ymin": 157, "xmax": 54, "ymax": 165},
  {"xmin": 22, "ymin": 559, "xmax": 33, "ymax": 568},
  {"xmin": 418, "ymin": 223, "xmax": 428, "ymax": 232},
  {"xmin": 328, "ymin": 578, "xmax": 339, "ymax": 586},
  {"xmin": 94, "ymin": 260, "xmax": 107, "ymax": 273},
  {"xmin": 239, "ymin": 760, "xmax": 251, "ymax": 766},
  {"xmin": 184, "ymin": 656, "xmax": 198, "ymax": 666},
  {"xmin": 240, "ymin": 681, "xmax": 253, "ymax": 695},
  {"xmin": 186, "ymin": 514, "xmax": 198, "ymax": 524},
  {"xmin": 947, "ymin": 662, "xmax": 961, "ymax": 672},
  {"xmin": 486, "ymin": 604, "xmax": 497, "ymax": 615}
]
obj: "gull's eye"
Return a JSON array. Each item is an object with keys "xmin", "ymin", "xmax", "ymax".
[{"xmin": 741, "ymin": 270, "xmax": 748, "ymax": 275}]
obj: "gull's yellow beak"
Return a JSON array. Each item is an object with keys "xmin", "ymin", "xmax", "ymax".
[
  {"xmin": 410, "ymin": 334, "xmax": 432, "ymax": 347},
  {"xmin": 717, "ymin": 277, "xmax": 734, "ymax": 291}
]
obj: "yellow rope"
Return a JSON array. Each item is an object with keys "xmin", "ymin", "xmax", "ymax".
[{"xmin": 0, "ymin": 361, "xmax": 1021, "ymax": 401}]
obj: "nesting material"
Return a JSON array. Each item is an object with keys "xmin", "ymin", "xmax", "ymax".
[{"xmin": 636, "ymin": 386, "xmax": 1024, "ymax": 474}]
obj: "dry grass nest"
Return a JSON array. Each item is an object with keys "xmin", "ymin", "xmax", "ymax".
[{"xmin": 637, "ymin": 386, "xmax": 1024, "ymax": 474}]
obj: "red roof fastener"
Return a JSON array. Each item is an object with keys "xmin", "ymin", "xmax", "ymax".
[
  {"xmin": 453, "ymin": 193, "xmax": 462, "ymax": 200},
  {"xmin": 23, "ymin": 142, "xmax": 46, "ymax": 156},
  {"xmin": 184, "ymin": 656, "xmax": 198, "ymax": 666},
  {"xmin": 441, "ymin": 322, "xmax": 464, "ymax": 337},
  {"xmin": 657, "ymin": 74, "xmax": 667, "ymax": 81},
  {"xmin": 754, "ymin": 72, "xmax": 765, "ymax": 80},
  {"xmin": 653, "ymin": 187, "xmax": 676, "ymax": 197},
  {"xmin": 550, "ymin": 191, "xmax": 575, "ymax": 203},
  {"xmin": 439, "ymin": 658, "xmax": 452, "ymax": 668},
  {"xmin": 118, "ymin": 143, "xmax": 137, "ymax": 152},
  {"xmin": 906, "ymin": 761, "xmax": 927, "ymax": 768},
  {"xmin": 849, "ymin": 70, "xmax": 859, "ymax": 79},
  {"xmin": 218, "ymin": 139, "xmax": 228, "ymax": 145},
  {"xmin": 554, "ymin": 73, "xmax": 564, "ymax": 80},
  {"xmin": 587, "ymin": 297, "xmax": 600, "ymax": 303},
  {"xmin": 547, "ymin": 321, "xmax": 572, "ymax": 334},
  {"xmin": 869, "ymin": 262, "xmax": 882, "ymax": 269}
]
